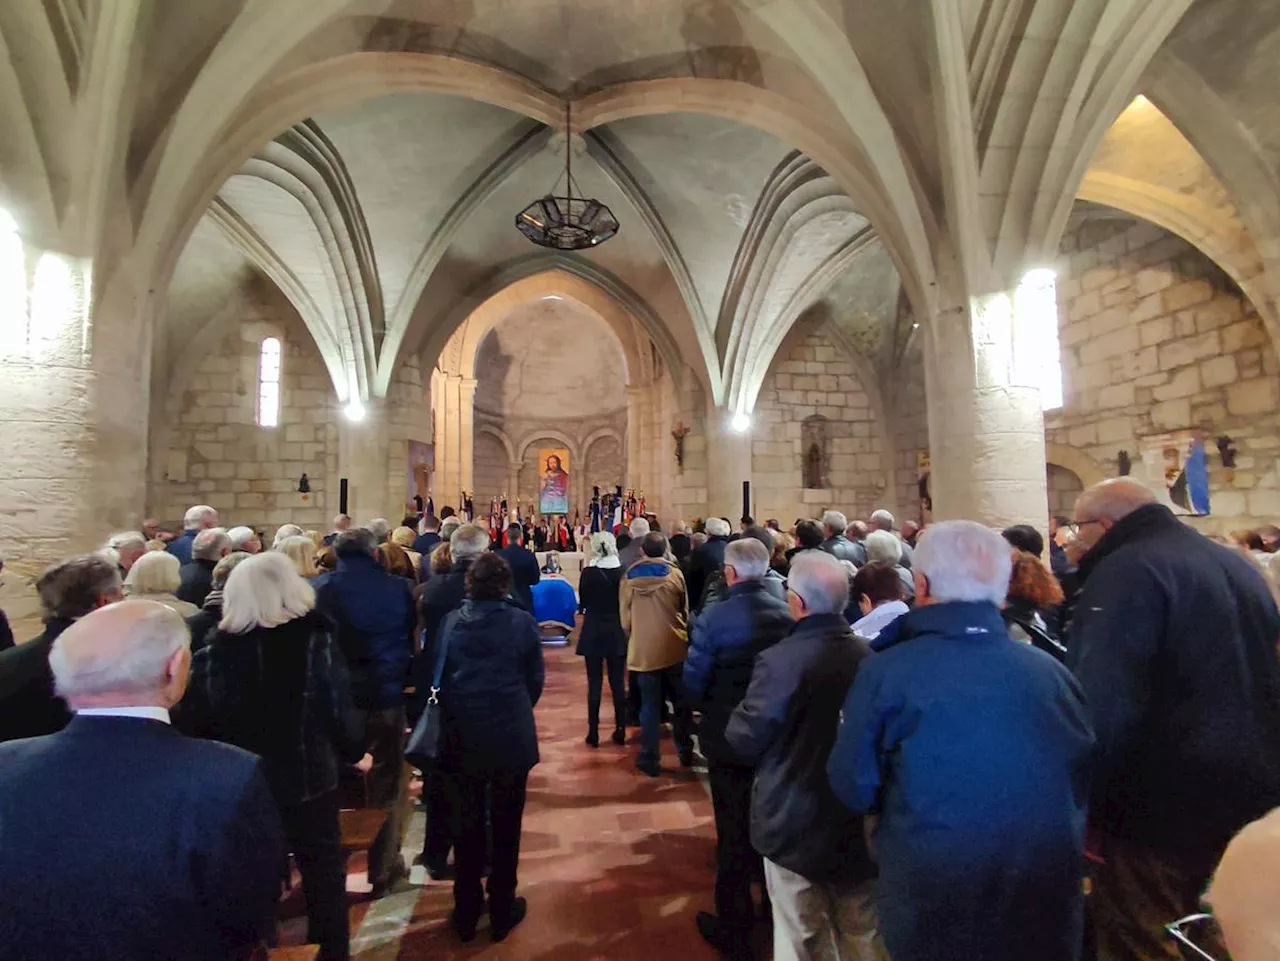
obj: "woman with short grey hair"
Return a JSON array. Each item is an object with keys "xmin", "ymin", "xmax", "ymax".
[
  {"xmin": 181, "ymin": 552, "xmax": 363, "ymax": 960},
  {"xmin": 865, "ymin": 530, "xmax": 915, "ymax": 603},
  {"xmin": 124, "ymin": 551, "xmax": 199, "ymax": 617}
]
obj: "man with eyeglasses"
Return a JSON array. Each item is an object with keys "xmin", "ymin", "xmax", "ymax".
[{"xmin": 1066, "ymin": 477, "xmax": 1280, "ymax": 960}]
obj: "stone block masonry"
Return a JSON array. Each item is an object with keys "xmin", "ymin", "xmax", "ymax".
[{"xmin": 1051, "ymin": 214, "xmax": 1280, "ymax": 533}]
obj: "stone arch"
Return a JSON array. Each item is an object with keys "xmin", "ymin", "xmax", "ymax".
[
  {"xmin": 516, "ymin": 429, "xmax": 582, "ymax": 467},
  {"xmin": 582, "ymin": 431, "xmax": 626, "ymax": 493},
  {"xmin": 141, "ymin": 57, "xmax": 938, "ymax": 392},
  {"xmin": 476, "ymin": 422, "xmax": 516, "ymax": 465},
  {"xmin": 1076, "ymin": 173, "xmax": 1280, "ymax": 363},
  {"xmin": 1044, "ymin": 443, "xmax": 1106, "ymax": 489},
  {"xmin": 580, "ymin": 427, "xmax": 625, "ymax": 461},
  {"xmin": 1046, "ymin": 463, "xmax": 1086, "ymax": 518}
]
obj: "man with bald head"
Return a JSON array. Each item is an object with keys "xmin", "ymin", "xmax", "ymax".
[
  {"xmin": 0, "ymin": 600, "xmax": 284, "ymax": 960},
  {"xmin": 1067, "ymin": 477, "xmax": 1280, "ymax": 960}
]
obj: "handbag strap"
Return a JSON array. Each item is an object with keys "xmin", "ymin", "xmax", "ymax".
[{"xmin": 428, "ymin": 611, "xmax": 459, "ymax": 704}]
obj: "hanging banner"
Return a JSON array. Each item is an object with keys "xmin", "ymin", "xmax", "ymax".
[
  {"xmin": 538, "ymin": 448, "xmax": 571, "ymax": 516},
  {"xmin": 1140, "ymin": 432, "xmax": 1211, "ymax": 516}
]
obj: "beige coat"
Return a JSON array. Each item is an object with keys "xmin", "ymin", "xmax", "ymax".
[{"xmin": 619, "ymin": 556, "xmax": 689, "ymax": 672}]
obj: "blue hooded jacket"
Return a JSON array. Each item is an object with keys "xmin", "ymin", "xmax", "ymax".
[{"xmin": 829, "ymin": 601, "xmax": 1094, "ymax": 961}]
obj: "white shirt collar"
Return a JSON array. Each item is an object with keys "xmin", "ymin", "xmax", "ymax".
[
  {"xmin": 851, "ymin": 600, "xmax": 910, "ymax": 640},
  {"xmin": 75, "ymin": 706, "xmax": 171, "ymax": 724}
]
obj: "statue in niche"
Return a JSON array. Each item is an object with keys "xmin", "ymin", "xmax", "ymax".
[{"xmin": 801, "ymin": 414, "xmax": 830, "ymax": 489}]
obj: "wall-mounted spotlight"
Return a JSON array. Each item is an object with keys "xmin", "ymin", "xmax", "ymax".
[
  {"xmin": 730, "ymin": 412, "xmax": 751, "ymax": 433},
  {"xmin": 344, "ymin": 399, "xmax": 366, "ymax": 422}
]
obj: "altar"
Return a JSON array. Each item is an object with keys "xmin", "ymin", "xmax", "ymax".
[{"xmin": 534, "ymin": 551, "xmax": 585, "ymax": 588}]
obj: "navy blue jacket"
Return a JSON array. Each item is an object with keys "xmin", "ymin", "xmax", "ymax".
[
  {"xmin": 686, "ymin": 535, "xmax": 729, "ymax": 611},
  {"xmin": 830, "ymin": 602, "xmax": 1094, "ymax": 961},
  {"xmin": 498, "ymin": 544, "xmax": 541, "ymax": 613},
  {"xmin": 165, "ymin": 529, "xmax": 197, "ymax": 566},
  {"xmin": 725, "ymin": 613, "xmax": 873, "ymax": 884},
  {"xmin": 313, "ymin": 554, "xmax": 415, "ymax": 711},
  {"xmin": 177, "ymin": 558, "xmax": 215, "ymax": 607},
  {"xmin": 438, "ymin": 599, "xmax": 545, "ymax": 776},
  {"xmin": 1068, "ymin": 503, "xmax": 1280, "ymax": 864},
  {"xmin": 821, "ymin": 534, "xmax": 866, "ymax": 566},
  {"xmin": 685, "ymin": 579, "xmax": 792, "ymax": 765},
  {"xmin": 0, "ymin": 716, "xmax": 283, "ymax": 960},
  {"xmin": 412, "ymin": 530, "xmax": 441, "ymax": 558}
]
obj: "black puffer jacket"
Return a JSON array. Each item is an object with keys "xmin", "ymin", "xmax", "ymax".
[
  {"xmin": 725, "ymin": 613, "xmax": 874, "ymax": 883},
  {"xmin": 438, "ymin": 599, "xmax": 545, "ymax": 777},
  {"xmin": 179, "ymin": 612, "xmax": 365, "ymax": 805},
  {"xmin": 1068, "ymin": 503, "xmax": 1280, "ymax": 864}
]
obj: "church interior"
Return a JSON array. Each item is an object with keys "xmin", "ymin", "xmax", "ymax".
[{"xmin": 3, "ymin": 1, "xmax": 1280, "ymax": 959}]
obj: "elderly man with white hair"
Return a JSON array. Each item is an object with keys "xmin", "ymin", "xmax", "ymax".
[
  {"xmin": 226, "ymin": 525, "xmax": 262, "ymax": 555},
  {"xmin": 687, "ymin": 516, "xmax": 732, "ymax": 612},
  {"xmin": 828, "ymin": 520, "xmax": 1094, "ymax": 961},
  {"xmin": 820, "ymin": 510, "xmax": 866, "ymax": 566},
  {"xmin": 105, "ymin": 531, "xmax": 148, "ymax": 577},
  {"xmin": 863, "ymin": 529, "xmax": 915, "ymax": 604},
  {"xmin": 177, "ymin": 527, "xmax": 232, "ymax": 608},
  {"xmin": 868, "ymin": 508, "xmax": 912, "ymax": 569},
  {"xmin": 1065, "ymin": 477, "xmax": 1280, "ymax": 960},
  {"xmin": 367, "ymin": 517, "xmax": 391, "ymax": 544},
  {"xmin": 617, "ymin": 515, "xmax": 651, "ymax": 571},
  {"xmin": 725, "ymin": 549, "xmax": 877, "ymax": 961},
  {"xmin": 0, "ymin": 600, "xmax": 284, "ymax": 960},
  {"xmin": 166, "ymin": 504, "xmax": 220, "ymax": 565}
]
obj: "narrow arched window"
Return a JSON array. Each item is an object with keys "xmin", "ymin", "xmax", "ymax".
[{"xmin": 257, "ymin": 336, "xmax": 281, "ymax": 427}]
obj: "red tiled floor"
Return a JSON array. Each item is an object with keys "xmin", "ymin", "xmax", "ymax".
[{"xmin": 351, "ymin": 646, "xmax": 727, "ymax": 960}]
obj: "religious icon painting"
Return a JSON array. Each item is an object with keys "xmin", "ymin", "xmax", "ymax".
[{"xmin": 538, "ymin": 448, "xmax": 571, "ymax": 515}]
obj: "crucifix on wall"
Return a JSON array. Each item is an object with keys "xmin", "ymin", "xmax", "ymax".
[{"xmin": 671, "ymin": 421, "xmax": 691, "ymax": 472}]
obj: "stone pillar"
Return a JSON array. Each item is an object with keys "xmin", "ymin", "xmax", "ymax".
[
  {"xmin": 626, "ymin": 385, "xmax": 644, "ymax": 491},
  {"xmin": 439, "ymin": 373, "xmax": 461, "ymax": 506},
  {"xmin": 705, "ymin": 405, "xmax": 753, "ymax": 521},
  {"xmin": 336, "ymin": 403, "xmax": 390, "ymax": 524},
  {"xmin": 458, "ymin": 377, "xmax": 477, "ymax": 498},
  {"xmin": 0, "ymin": 239, "xmax": 148, "ymax": 627},
  {"xmin": 507, "ymin": 461, "xmax": 521, "ymax": 511},
  {"xmin": 923, "ymin": 287, "xmax": 1049, "ymax": 529}
]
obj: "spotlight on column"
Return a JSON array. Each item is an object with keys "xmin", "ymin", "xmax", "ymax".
[
  {"xmin": 730, "ymin": 412, "xmax": 751, "ymax": 434},
  {"xmin": 344, "ymin": 399, "xmax": 366, "ymax": 422}
]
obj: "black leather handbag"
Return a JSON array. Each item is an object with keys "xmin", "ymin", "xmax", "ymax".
[{"xmin": 404, "ymin": 616, "xmax": 455, "ymax": 770}]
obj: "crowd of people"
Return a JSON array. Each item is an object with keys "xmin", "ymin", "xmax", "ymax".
[{"xmin": 0, "ymin": 479, "xmax": 1278, "ymax": 961}]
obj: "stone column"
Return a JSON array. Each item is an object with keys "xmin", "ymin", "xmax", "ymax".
[
  {"xmin": 0, "ymin": 239, "xmax": 148, "ymax": 626},
  {"xmin": 459, "ymin": 377, "xmax": 478, "ymax": 499},
  {"xmin": 923, "ymin": 287, "xmax": 1049, "ymax": 529},
  {"xmin": 705, "ymin": 404, "xmax": 753, "ymax": 521},
  {"xmin": 507, "ymin": 461, "xmax": 521, "ymax": 511},
  {"xmin": 438, "ymin": 373, "xmax": 461, "ymax": 507},
  {"xmin": 336, "ymin": 402, "xmax": 390, "ymax": 524},
  {"xmin": 626, "ymin": 385, "xmax": 644, "ymax": 492}
]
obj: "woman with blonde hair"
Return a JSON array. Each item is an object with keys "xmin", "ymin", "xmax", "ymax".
[
  {"xmin": 124, "ymin": 550, "xmax": 199, "ymax": 617},
  {"xmin": 377, "ymin": 540, "xmax": 416, "ymax": 582},
  {"xmin": 576, "ymin": 531, "xmax": 627, "ymax": 747},
  {"xmin": 276, "ymin": 534, "xmax": 320, "ymax": 579},
  {"xmin": 181, "ymin": 552, "xmax": 363, "ymax": 960},
  {"xmin": 389, "ymin": 526, "xmax": 423, "ymax": 579}
]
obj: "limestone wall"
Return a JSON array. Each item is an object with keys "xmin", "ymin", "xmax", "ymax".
[
  {"xmin": 472, "ymin": 429, "xmax": 509, "ymax": 508},
  {"xmin": 152, "ymin": 307, "xmax": 337, "ymax": 534},
  {"xmin": 885, "ymin": 343, "xmax": 928, "ymax": 525},
  {"xmin": 1047, "ymin": 463, "xmax": 1085, "ymax": 517},
  {"xmin": 1051, "ymin": 214, "xmax": 1280, "ymax": 532},
  {"xmin": 654, "ymin": 367, "xmax": 709, "ymax": 527},
  {"xmin": 585, "ymin": 436, "xmax": 625, "ymax": 494},
  {"xmin": 751, "ymin": 329, "xmax": 889, "ymax": 525}
]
